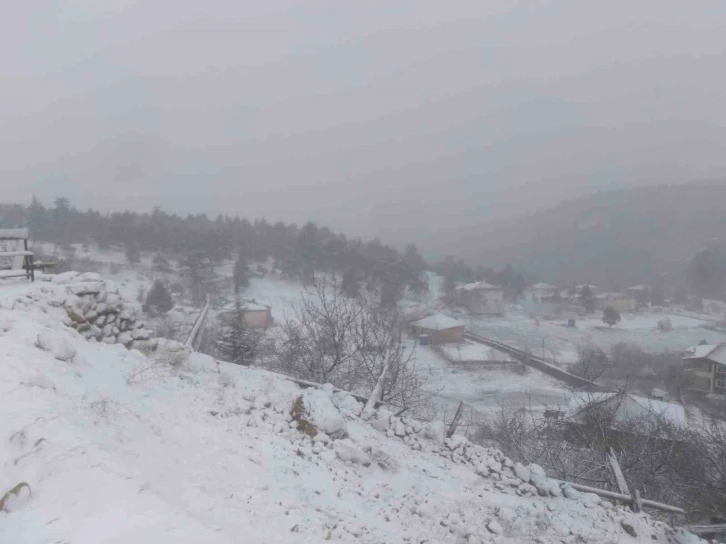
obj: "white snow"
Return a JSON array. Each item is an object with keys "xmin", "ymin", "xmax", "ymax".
[
  {"xmin": 469, "ymin": 310, "xmax": 726, "ymax": 368},
  {"xmin": 412, "ymin": 313, "xmax": 463, "ymax": 331},
  {"xmin": 440, "ymin": 341, "xmax": 515, "ymax": 362},
  {"xmin": 0, "ymin": 276, "xmax": 702, "ymax": 544}
]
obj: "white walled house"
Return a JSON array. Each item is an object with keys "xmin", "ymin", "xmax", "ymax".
[{"xmin": 455, "ymin": 281, "xmax": 504, "ymax": 315}]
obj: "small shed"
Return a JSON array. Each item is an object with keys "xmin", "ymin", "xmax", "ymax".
[
  {"xmin": 411, "ymin": 314, "xmax": 465, "ymax": 344},
  {"xmin": 219, "ymin": 299, "xmax": 273, "ymax": 329}
]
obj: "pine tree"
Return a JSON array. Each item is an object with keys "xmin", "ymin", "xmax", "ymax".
[
  {"xmin": 341, "ymin": 268, "xmax": 362, "ymax": 298},
  {"xmin": 602, "ymin": 305, "xmax": 621, "ymax": 328},
  {"xmin": 233, "ymin": 255, "xmax": 250, "ymax": 294},
  {"xmin": 580, "ymin": 285, "xmax": 596, "ymax": 313},
  {"xmin": 216, "ymin": 298, "xmax": 258, "ymax": 365},
  {"xmin": 144, "ymin": 280, "xmax": 174, "ymax": 315},
  {"xmin": 125, "ymin": 240, "xmax": 140, "ymax": 264},
  {"xmin": 152, "ymin": 253, "xmax": 172, "ymax": 273}
]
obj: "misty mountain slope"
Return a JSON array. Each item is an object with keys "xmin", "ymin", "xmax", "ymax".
[
  {"xmin": 0, "ymin": 278, "xmax": 700, "ymax": 544},
  {"xmin": 430, "ymin": 181, "xmax": 726, "ymax": 287}
]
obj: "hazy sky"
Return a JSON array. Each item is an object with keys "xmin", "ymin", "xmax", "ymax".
[{"xmin": 2, "ymin": 1, "xmax": 726, "ymax": 247}]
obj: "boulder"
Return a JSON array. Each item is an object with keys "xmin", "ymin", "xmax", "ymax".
[
  {"xmin": 67, "ymin": 281, "xmax": 105, "ymax": 296},
  {"xmin": 300, "ymin": 389, "xmax": 347, "ymax": 439},
  {"xmin": 514, "ymin": 463, "xmax": 530, "ymax": 483},
  {"xmin": 561, "ymin": 484, "xmax": 580, "ymax": 501},
  {"xmin": 37, "ymin": 330, "xmax": 77, "ymax": 362},
  {"xmin": 130, "ymin": 328, "xmax": 151, "ymax": 341},
  {"xmin": 334, "ymin": 439, "xmax": 371, "ymax": 466},
  {"xmin": 51, "ymin": 271, "xmax": 80, "ymax": 284},
  {"xmin": 422, "ymin": 421, "xmax": 446, "ymax": 446},
  {"xmin": 487, "ymin": 520, "xmax": 503, "ymax": 535},
  {"xmin": 75, "ymin": 272, "xmax": 103, "ymax": 283}
]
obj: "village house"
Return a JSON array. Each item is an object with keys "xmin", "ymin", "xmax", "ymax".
[
  {"xmin": 411, "ymin": 314, "xmax": 465, "ymax": 344},
  {"xmin": 529, "ymin": 282, "xmax": 558, "ymax": 302},
  {"xmin": 595, "ymin": 293, "xmax": 637, "ymax": 313},
  {"xmin": 455, "ymin": 281, "xmax": 504, "ymax": 315},
  {"xmin": 218, "ymin": 299, "xmax": 273, "ymax": 329},
  {"xmin": 682, "ymin": 343, "xmax": 726, "ymax": 394}
]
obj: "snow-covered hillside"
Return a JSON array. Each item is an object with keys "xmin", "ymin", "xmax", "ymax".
[{"xmin": 0, "ymin": 276, "xmax": 703, "ymax": 543}]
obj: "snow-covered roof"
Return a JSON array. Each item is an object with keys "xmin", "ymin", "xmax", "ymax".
[
  {"xmin": 683, "ymin": 343, "xmax": 726, "ymax": 366},
  {"xmin": 221, "ymin": 299, "xmax": 270, "ymax": 312},
  {"xmin": 455, "ymin": 281, "xmax": 502, "ymax": 292},
  {"xmin": 568, "ymin": 393, "xmax": 687, "ymax": 429},
  {"xmin": 411, "ymin": 314, "xmax": 463, "ymax": 331},
  {"xmin": 530, "ymin": 283, "xmax": 556, "ymax": 290},
  {"xmin": 0, "ymin": 228, "xmax": 29, "ymax": 240}
]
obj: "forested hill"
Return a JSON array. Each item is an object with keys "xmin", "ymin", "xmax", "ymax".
[
  {"xmin": 0, "ymin": 199, "xmax": 428, "ymax": 304},
  {"xmin": 425, "ymin": 180, "xmax": 726, "ymax": 289}
]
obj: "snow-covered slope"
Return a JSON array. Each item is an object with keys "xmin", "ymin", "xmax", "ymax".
[{"xmin": 0, "ymin": 278, "xmax": 702, "ymax": 543}]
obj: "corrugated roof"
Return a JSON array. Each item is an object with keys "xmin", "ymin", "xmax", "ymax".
[{"xmin": 412, "ymin": 314, "xmax": 463, "ymax": 331}]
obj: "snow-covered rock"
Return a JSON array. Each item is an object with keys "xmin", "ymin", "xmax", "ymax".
[
  {"xmin": 334, "ymin": 439, "xmax": 371, "ymax": 466},
  {"xmin": 422, "ymin": 420, "xmax": 446, "ymax": 445},
  {"xmin": 514, "ymin": 462, "xmax": 530, "ymax": 483},
  {"xmin": 36, "ymin": 329, "xmax": 77, "ymax": 361},
  {"xmin": 300, "ymin": 388, "xmax": 348, "ymax": 439},
  {"xmin": 68, "ymin": 281, "xmax": 105, "ymax": 296},
  {"xmin": 51, "ymin": 271, "xmax": 80, "ymax": 284}
]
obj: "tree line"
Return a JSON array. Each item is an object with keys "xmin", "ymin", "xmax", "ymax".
[{"xmin": 1, "ymin": 197, "xmax": 430, "ymax": 305}]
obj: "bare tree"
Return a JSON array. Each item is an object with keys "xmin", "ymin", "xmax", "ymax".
[{"xmin": 272, "ymin": 280, "xmax": 432, "ymax": 417}]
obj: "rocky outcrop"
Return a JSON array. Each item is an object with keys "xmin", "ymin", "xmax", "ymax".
[{"xmin": 48, "ymin": 271, "xmax": 152, "ymax": 349}]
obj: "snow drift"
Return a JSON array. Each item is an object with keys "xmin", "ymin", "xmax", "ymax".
[{"xmin": 0, "ymin": 276, "xmax": 705, "ymax": 543}]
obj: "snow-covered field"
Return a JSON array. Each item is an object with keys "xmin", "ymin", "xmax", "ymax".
[
  {"xmin": 468, "ymin": 311, "xmax": 726, "ymax": 367},
  {"xmin": 414, "ymin": 343, "xmax": 569, "ymax": 414},
  {"xmin": 440, "ymin": 341, "xmax": 515, "ymax": 363},
  {"xmin": 0, "ymin": 276, "xmax": 702, "ymax": 543}
]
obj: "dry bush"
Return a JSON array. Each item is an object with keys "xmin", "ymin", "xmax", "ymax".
[
  {"xmin": 469, "ymin": 391, "xmax": 726, "ymax": 521},
  {"xmin": 272, "ymin": 280, "xmax": 433, "ymax": 418},
  {"xmin": 570, "ymin": 343, "xmax": 684, "ymax": 398},
  {"xmin": 291, "ymin": 396, "xmax": 318, "ymax": 438}
]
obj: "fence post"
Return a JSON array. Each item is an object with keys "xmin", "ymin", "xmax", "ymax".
[
  {"xmin": 607, "ymin": 447, "xmax": 630, "ymax": 496},
  {"xmin": 447, "ymin": 401, "xmax": 465, "ymax": 439}
]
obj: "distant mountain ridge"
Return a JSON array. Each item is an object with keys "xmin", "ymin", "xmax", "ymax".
[{"xmin": 427, "ymin": 180, "xmax": 726, "ymax": 289}]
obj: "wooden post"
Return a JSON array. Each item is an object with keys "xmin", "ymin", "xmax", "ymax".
[
  {"xmin": 363, "ymin": 361, "xmax": 389, "ymax": 416},
  {"xmin": 555, "ymin": 480, "xmax": 685, "ymax": 515},
  {"xmin": 447, "ymin": 401, "xmax": 465, "ymax": 439},
  {"xmin": 632, "ymin": 489, "xmax": 643, "ymax": 513},
  {"xmin": 607, "ymin": 447, "xmax": 630, "ymax": 496}
]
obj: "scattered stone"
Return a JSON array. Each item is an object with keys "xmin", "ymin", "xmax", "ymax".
[
  {"xmin": 514, "ymin": 463, "xmax": 530, "ymax": 483},
  {"xmin": 621, "ymin": 520, "xmax": 637, "ymax": 538},
  {"xmin": 487, "ymin": 520, "xmax": 503, "ymax": 535},
  {"xmin": 334, "ymin": 439, "xmax": 371, "ymax": 466}
]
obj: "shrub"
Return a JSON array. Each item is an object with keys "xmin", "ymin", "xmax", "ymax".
[{"xmin": 144, "ymin": 280, "xmax": 174, "ymax": 315}]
